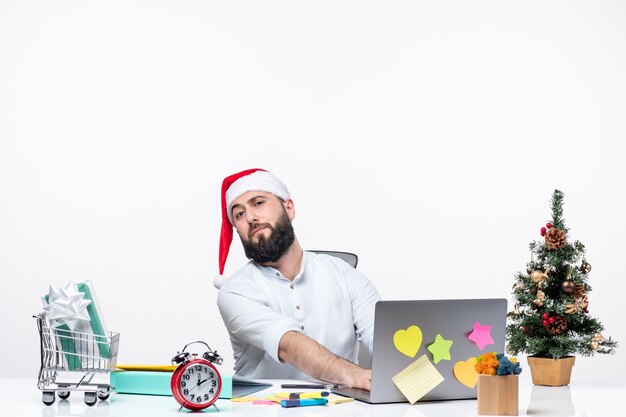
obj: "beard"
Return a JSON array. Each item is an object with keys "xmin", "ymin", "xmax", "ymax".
[{"xmin": 242, "ymin": 208, "xmax": 295, "ymax": 264}]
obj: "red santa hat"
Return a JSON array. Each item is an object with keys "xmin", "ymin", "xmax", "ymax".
[{"xmin": 214, "ymin": 168, "xmax": 290, "ymax": 288}]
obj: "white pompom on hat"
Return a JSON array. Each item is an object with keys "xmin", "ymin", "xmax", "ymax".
[{"xmin": 214, "ymin": 168, "xmax": 290, "ymax": 289}]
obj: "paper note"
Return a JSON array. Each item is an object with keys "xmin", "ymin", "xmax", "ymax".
[
  {"xmin": 467, "ymin": 322, "xmax": 494, "ymax": 351},
  {"xmin": 326, "ymin": 394, "xmax": 354, "ymax": 404},
  {"xmin": 393, "ymin": 325, "xmax": 423, "ymax": 357},
  {"xmin": 453, "ymin": 357, "xmax": 478, "ymax": 388},
  {"xmin": 392, "ymin": 354, "xmax": 444, "ymax": 404},
  {"xmin": 231, "ymin": 397, "xmax": 264, "ymax": 402},
  {"xmin": 252, "ymin": 399, "xmax": 279, "ymax": 405},
  {"xmin": 427, "ymin": 334, "xmax": 453, "ymax": 364}
]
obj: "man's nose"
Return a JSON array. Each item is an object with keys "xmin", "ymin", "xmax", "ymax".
[{"xmin": 246, "ymin": 208, "xmax": 258, "ymax": 223}]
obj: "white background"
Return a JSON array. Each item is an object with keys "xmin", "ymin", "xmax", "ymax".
[{"xmin": 1, "ymin": 0, "xmax": 624, "ymax": 384}]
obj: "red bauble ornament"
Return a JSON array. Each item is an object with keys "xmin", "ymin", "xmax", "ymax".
[
  {"xmin": 540, "ymin": 227, "xmax": 547, "ymax": 236},
  {"xmin": 542, "ymin": 313, "xmax": 548, "ymax": 319},
  {"xmin": 548, "ymin": 316, "xmax": 555, "ymax": 324},
  {"xmin": 546, "ymin": 222, "xmax": 552, "ymax": 229},
  {"xmin": 542, "ymin": 319, "xmax": 548, "ymax": 326},
  {"xmin": 521, "ymin": 326, "xmax": 527, "ymax": 332}
]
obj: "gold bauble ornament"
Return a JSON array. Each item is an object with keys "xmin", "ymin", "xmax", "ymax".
[
  {"xmin": 561, "ymin": 279, "xmax": 576, "ymax": 295},
  {"xmin": 590, "ymin": 340, "xmax": 599, "ymax": 350},
  {"xmin": 593, "ymin": 333, "xmax": 604, "ymax": 342}
]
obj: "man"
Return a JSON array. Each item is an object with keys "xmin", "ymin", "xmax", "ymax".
[{"xmin": 216, "ymin": 168, "xmax": 379, "ymax": 390}]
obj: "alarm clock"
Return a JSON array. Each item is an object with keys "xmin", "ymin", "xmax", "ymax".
[{"xmin": 171, "ymin": 341, "xmax": 223, "ymax": 411}]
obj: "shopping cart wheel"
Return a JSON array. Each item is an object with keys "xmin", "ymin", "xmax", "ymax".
[
  {"xmin": 58, "ymin": 390, "xmax": 70, "ymax": 400},
  {"xmin": 97, "ymin": 391, "xmax": 110, "ymax": 401},
  {"xmin": 42, "ymin": 391, "xmax": 55, "ymax": 406},
  {"xmin": 84, "ymin": 392, "xmax": 97, "ymax": 406}
]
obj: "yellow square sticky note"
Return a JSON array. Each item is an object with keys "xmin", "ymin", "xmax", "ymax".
[
  {"xmin": 326, "ymin": 394, "xmax": 354, "ymax": 405},
  {"xmin": 392, "ymin": 354, "xmax": 444, "ymax": 404}
]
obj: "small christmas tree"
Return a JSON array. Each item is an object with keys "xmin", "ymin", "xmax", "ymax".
[{"xmin": 506, "ymin": 190, "xmax": 617, "ymax": 359}]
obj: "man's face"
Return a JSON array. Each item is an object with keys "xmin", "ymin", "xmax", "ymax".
[{"xmin": 230, "ymin": 191, "xmax": 296, "ymax": 263}]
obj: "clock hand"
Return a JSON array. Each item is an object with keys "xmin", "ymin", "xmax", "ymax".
[
  {"xmin": 187, "ymin": 374, "xmax": 203, "ymax": 393},
  {"xmin": 188, "ymin": 376, "xmax": 214, "ymax": 393}
]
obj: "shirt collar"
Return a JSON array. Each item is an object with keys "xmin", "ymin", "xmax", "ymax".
[{"xmin": 256, "ymin": 250, "xmax": 309, "ymax": 282}]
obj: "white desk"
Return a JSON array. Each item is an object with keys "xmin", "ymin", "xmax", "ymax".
[{"xmin": 1, "ymin": 374, "xmax": 625, "ymax": 417}]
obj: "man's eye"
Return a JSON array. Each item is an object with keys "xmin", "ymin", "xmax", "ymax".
[
  {"xmin": 235, "ymin": 211, "xmax": 244, "ymax": 219},
  {"xmin": 255, "ymin": 201, "xmax": 264, "ymax": 206}
]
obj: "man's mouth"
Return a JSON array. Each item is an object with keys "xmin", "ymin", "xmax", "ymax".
[
  {"xmin": 250, "ymin": 225, "xmax": 270, "ymax": 238},
  {"xmin": 252, "ymin": 227, "xmax": 266, "ymax": 236}
]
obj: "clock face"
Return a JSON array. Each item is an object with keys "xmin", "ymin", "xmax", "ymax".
[{"xmin": 176, "ymin": 361, "xmax": 221, "ymax": 408}]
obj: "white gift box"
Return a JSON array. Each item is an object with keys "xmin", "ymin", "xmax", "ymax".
[{"xmin": 42, "ymin": 281, "xmax": 111, "ymax": 370}]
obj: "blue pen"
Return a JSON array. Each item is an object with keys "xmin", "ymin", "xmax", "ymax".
[{"xmin": 280, "ymin": 398, "xmax": 328, "ymax": 408}]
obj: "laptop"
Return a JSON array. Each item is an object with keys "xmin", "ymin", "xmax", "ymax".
[{"xmin": 333, "ymin": 298, "xmax": 507, "ymax": 403}]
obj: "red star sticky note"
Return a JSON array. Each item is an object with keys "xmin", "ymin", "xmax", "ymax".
[{"xmin": 467, "ymin": 322, "xmax": 494, "ymax": 351}]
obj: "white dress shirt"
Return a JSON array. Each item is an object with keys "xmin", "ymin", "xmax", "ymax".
[{"xmin": 217, "ymin": 251, "xmax": 380, "ymax": 380}]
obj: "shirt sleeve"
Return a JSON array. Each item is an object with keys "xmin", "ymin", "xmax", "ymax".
[
  {"xmin": 217, "ymin": 281, "xmax": 301, "ymax": 363},
  {"xmin": 343, "ymin": 265, "xmax": 380, "ymax": 355}
]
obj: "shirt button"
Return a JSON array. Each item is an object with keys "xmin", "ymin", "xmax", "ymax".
[
  {"xmin": 290, "ymin": 284, "xmax": 294, "ymax": 289},
  {"xmin": 296, "ymin": 305, "xmax": 301, "ymax": 310},
  {"xmin": 276, "ymin": 272, "xmax": 280, "ymax": 277},
  {"xmin": 300, "ymin": 325, "xmax": 304, "ymax": 331}
]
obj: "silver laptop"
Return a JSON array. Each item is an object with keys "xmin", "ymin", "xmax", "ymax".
[{"xmin": 333, "ymin": 298, "xmax": 507, "ymax": 403}]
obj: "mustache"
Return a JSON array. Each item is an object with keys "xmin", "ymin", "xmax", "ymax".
[{"xmin": 248, "ymin": 222, "xmax": 274, "ymax": 239}]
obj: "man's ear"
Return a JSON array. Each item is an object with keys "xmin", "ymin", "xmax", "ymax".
[{"xmin": 284, "ymin": 198, "xmax": 296, "ymax": 221}]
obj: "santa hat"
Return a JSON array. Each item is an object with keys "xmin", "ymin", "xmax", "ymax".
[{"xmin": 214, "ymin": 168, "xmax": 290, "ymax": 288}]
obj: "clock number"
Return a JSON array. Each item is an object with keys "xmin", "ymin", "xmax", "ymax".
[
  {"xmin": 209, "ymin": 388, "xmax": 214, "ymax": 394},
  {"xmin": 183, "ymin": 374, "xmax": 190, "ymax": 380},
  {"xmin": 204, "ymin": 394, "xmax": 210, "ymax": 400},
  {"xmin": 212, "ymin": 380, "xmax": 216, "ymax": 387},
  {"xmin": 195, "ymin": 365, "xmax": 203, "ymax": 372},
  {"xmin": 181, "ymin": 381, "xmax": 186, "ymax": 388},
  {"xmin": 184, "ymin": 389, "xmax": 189, "ymax": 395},
  {"xmin": 209, "ymin": 372, "xmax": 214, "ymax": 378}
]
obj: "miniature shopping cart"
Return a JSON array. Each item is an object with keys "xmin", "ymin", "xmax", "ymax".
[{"xmin": 34, "ymin": 312, "xmax": 120, "ymax": 406}]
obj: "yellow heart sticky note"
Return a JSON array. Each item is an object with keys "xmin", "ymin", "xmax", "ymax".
[
  {"xmin": 393, "ymin": 325, "xmax": 423, "ymax": 358},
  {"xmin": 453, "ymin": 357, "xmax": 478, "ymax": 388}
]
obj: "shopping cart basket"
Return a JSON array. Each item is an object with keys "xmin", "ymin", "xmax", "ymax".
[{"xmin": 35, "ymin": 312, "xmax": 120, "ymax": 406}]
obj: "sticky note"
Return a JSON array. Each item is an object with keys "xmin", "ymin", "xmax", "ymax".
[
  {"xmin": 326, "ymin": 394, "xmax": 354, "ymax": 404},
  {"xmin": 453, "ymin": 357, "xmax": 478, "ymax": 388},
  {"xmin": 467, "ymin": 322, "xmax": 494, "ymax": 351},
  {"xmin": 252, "ymin": 399, "xmax": 279, "ymax": 405},
  {"xmin": 393, "ymin": 325, "xmax": 423, "ymax": 357},
  {"xmin": 427, "ymin": 334, "xmax": 453, "ymax": 364},
  {"xmin": 392, "ymin": 354, "xmax": 444, "ymax": 404},
  {"xmin": 231, "ymin": 397, "xmax": 264, "ymax": 402}
]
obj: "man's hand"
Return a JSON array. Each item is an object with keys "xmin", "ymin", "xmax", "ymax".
[
  {"xmin": 348, "ymin": 367, "xmax": 371, "ymax": 391},
  {"xmin": 278, "ymin": 331, "xmax": 371, "ymax": 390}
]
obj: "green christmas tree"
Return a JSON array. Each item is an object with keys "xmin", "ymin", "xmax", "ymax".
[{"xmin": 506, "ymin": 190, "xmax": 617, "ymax": 359}]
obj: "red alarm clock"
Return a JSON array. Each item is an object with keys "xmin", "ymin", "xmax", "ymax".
[{"xmin": 171, "ymin": 341, "xmax": 223, "ymax": 411}]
